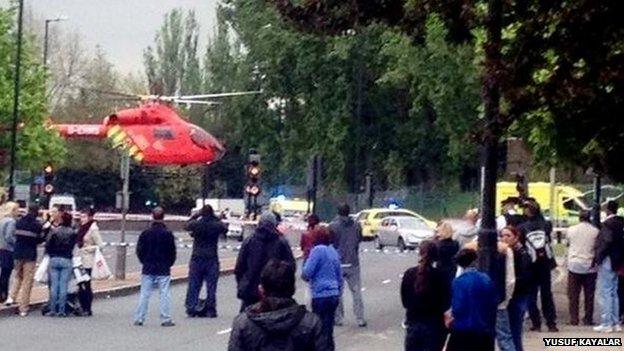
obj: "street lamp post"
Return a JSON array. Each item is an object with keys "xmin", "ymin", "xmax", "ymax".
[
  {"xmin": 477, "ymin": 0, "xmax": 503, "ymax": 278},
  {"xmin": 8, "ymin": 0, "xmax": 24, "ymax": 201},
  {"xmin": 43, "ymin": 16, "xmax": 67, "ymax": 66}
]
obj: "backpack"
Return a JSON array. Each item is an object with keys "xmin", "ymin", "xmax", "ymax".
[{"xmin": 525, "ymin": 229, "xmax": 556, "ymax": 268}]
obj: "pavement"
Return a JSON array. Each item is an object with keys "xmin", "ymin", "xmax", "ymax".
[
  {"xmin": 1, "ymin": 238, "xmax": 623, "ymax": 350},
  {"xmin": 523, "ymin": 263, "xmax": 624, "ymax": 351}
]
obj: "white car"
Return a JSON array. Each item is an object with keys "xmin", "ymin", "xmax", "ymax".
[{"xmin": 375, "ymin": 216, "xmax": 435, "ymax": 251}]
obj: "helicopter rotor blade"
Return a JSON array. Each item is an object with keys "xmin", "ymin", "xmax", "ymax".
[
  {"xmin": 78, "ymin": 87, "xmax": 143, "ymax": 99},
  {"xmin": 170, "ymin": 91, "xmax": 262, "ymax": 100},
  {"xmin": 172, "ymin": 99, "xmax": 222, "ymax": 105}
]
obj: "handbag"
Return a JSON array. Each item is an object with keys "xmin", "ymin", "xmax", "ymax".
[
  {"xmin": 91, "ymin": 247, "xmax": 112, "ymax": 280},
  {"xmin": 34, "ymin": 255, "xmax": 50, "ymax": 283}
]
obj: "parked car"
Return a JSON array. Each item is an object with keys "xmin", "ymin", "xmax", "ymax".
[
  {"xmin": 375, "ymin": 216, "xmax": 435, "ymax": 251},
  {"xmin": 355, "ymin": 208, "xmax": 436, "ymax": 240}
]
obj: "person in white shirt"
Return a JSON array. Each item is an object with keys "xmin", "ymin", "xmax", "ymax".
[{"xmin": 566, "ymin": 210, "xmax": 599, "ymax": 326}]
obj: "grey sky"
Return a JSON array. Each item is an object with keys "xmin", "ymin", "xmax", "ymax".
[{"xmin": 12, "ymin": 0, "xmax": 219, "ymax": 74}]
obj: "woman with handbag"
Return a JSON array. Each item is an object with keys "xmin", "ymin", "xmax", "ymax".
[{"xmin": 76, "ymin": 208, "xmax": 103, "ymax": 316}]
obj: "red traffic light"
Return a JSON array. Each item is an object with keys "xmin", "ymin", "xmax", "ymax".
[
  {"xmin": 248, "ymin": 165, "xmax": 260, "ymax": 177},
  {"xmin": 44, "ymin": 184, "xmax": 55, "ymax": 194}
]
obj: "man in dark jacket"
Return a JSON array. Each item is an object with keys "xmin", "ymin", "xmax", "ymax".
[
  {"xmin": 518, "ymin": 201, "xmax": 558, "ymax": 332},
  {"xmin": 9, "ymin": 204, "xmax": 43, "ymax": 316},
  {"xmin": 329, "ymin": 204, "xmax": 366, "ymax": 327},
  {"xmin": 184, "ymin": 204, "xmax": 227, "ymax": 317},
  {"xmin": 228, "ymin": 259, "xmax": 327, "ymax": 351},
  {"xmin": 593, "ymin": 200, "xmax": 624, "ymax": 332},
  {"xmin": 133, "ymin": 207, "xmax": 177, "ymax": 327},
  {"xmin": 235, "ymin": 211, "xmax": 295, "ymax": 312}
]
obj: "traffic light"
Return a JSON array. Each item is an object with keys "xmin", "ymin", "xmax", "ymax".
[
  {"xmin": 245, "ymin": 150, "xmax": 261, "ymax": 218},
  {"xmin": 245, "ymin": 150, "xmax": 262, "ymax": 196},
  {"xmin": 43, "ymin": 164, "xmax": 55, "ymax": 195}
]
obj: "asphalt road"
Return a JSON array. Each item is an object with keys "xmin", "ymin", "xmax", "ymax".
[{"xmin": 0, "ymin": 242, "xmax": 416, "ymax": 351}]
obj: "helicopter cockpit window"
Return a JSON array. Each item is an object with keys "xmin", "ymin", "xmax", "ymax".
[
  {"xmin": 189, "ymin": 125, "xmax": 219, "ymax": 151},
  {"xmin": 154, "ymin": 128, "xmax": 174, "ymax": 140}
]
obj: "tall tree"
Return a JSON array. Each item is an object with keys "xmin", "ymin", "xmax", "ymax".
[
  {"xmin": 0, "ymin": 6, "xmax": 66, "ymax": 177},
  {"xmin": 144, "ymin": 8, "xmax": 201, "ymax": 96},
  {"xmin": 272, "ymin": 0, "xmax": 624, "ymax": 274}
]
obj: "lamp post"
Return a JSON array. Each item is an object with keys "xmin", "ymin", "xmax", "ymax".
[
  {"xmin": 477, "ymin": 0, "xmax": 503, "ymax": 278},
  {"xmin": 8, "ymin": 0, "xmax": 24, "ymax": 201},
  {"xmin": 43, "ymin": 16, "xmax": 67, "ymax": 66}
]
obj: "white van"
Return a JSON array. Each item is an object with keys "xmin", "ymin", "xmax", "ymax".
[{"xmin": 49, "ymin": 194, "xmax": 78, "ymax": 218}]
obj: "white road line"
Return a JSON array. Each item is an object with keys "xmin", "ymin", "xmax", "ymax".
[
  {"xmin": 217, "ymin": 328, "xmax": 232, "ymax": 335},
  {"xmin": 382, "ymin": 279, "xmax": 391, "ymax": 284}
]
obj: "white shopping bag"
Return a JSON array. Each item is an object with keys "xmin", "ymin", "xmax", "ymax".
[
  {"xmin": 91, "ymin": 248, "xmax": 112, "ymax": 280},
  {"xmin": 34, "ymin": 255, "xmax": 50, "ymax": 283}
]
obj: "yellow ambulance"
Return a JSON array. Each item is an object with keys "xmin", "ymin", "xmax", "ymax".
[{"xmin": 496, "ymin": 182, "xmax": 589, "ymax": 227}]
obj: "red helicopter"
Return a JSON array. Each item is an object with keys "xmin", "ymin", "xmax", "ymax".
[{"xmin": 53, "ymin": 91, "xmax": 258, "ymax": 165}]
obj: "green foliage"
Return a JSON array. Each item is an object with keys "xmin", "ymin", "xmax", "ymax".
[
  {"xmin": 214, "ymin": 2, "xmax": 482, "ymax": 191},
  {"xmin": 379, "ymin": 15, "xmax": 481, "ymax": 176},
  {"xmin": 144, "ymin": 8, "xmax": 202, "ymax": 97},
  {"xmin": 0, "ymin": 6, "xmax": 66, "ymax": 179}
]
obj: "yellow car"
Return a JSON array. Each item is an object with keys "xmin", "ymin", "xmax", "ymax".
[{"xmin": 355, "ymin": 208, "xmax": 436, "ymax": 240}]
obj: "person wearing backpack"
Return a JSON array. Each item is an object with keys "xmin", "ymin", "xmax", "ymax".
[
  {"xmin": 519, "ymin": 200, "xmax": 558, "ymax": 332},
  {"xmin": 234, "ymin": 211, "xmax": 295, "ymax": 312},
  {"xmin": 593, "ymin": 200, "xmax": 624, "ymax": 333}
]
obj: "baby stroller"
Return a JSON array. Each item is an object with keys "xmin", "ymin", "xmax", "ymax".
[{"xmin": 41, "ymin": 257, "xmax": 90, "ymax": 316}]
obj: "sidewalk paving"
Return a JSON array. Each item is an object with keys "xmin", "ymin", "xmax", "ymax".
[
  {"xmin": 524, "ymin": 264, "xmax": 624, "ymax": 350},
  {"xmin": 0, "ymin": 256, "xmax": 238, "ymax": 317}
]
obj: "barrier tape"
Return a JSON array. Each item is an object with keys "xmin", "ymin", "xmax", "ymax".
[{"xmin": 99, "ymin": 242, "xmax": 305, "ymax": 252}]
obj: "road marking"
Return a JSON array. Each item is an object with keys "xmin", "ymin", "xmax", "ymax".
[
  {"xmin": 361, "ymin": 287, "xmax": 366, "ymax": 292},
  {"xmin": 217, "ymin": 328, "xmax": 232, "ymax": 335},
  {"xmin": 382, "ymin": 279, "xmax": 391, "ymax": 284}
]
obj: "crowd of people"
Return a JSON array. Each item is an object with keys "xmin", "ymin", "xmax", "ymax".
[
  {"xmin": 0, "ymin": 203, "xmax": 103, "ymax": 317},
  {"xmin": 398, "ymin": 198, "xmax": 624, "ymax": 351},
  {"xmin": 1, "ymin": 197, "xmax": 624, "ymax": 351}
]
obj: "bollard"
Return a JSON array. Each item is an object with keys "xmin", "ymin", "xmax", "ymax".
[{"xmin": 114, "ymin": 244, "xmax": 127, "ymax": 280}]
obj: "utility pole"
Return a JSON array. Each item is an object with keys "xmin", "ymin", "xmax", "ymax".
[
  {"xmin": 592, "ymin": 172, "xmax": 602, "ymax": 227},
  {"xmin": 43, "ymin": 17, "xmax": 67, "ymax": 66},
  {"xmin": 364, "ymin": 172, "xmax": 373, "ymax": 208},
  {"xmin": 549, "ymin": 167, "xmax": 556, "ymax": 223},
  {"xmin": 307, "ymin": 154, "xmax": 321, "ymax": 214},
  {"xmin": 115, "ymin": 153, "xmax": 130, "ymax": 280},
  {"xmin": 202, "ymin": 163, "xmax": 210, "ymax": 206},
  {"xmin": 8, "ymin": 0, "xmax": 24, "ymax": 201}
]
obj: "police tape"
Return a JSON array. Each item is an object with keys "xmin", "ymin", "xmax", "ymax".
[
  {"xmin": 100, "ymin": 242, "xmax": 242, "ymax": 250},
  {"xmin": 99, "ymin": 242, "xmax": 303, "ymax": 252}
]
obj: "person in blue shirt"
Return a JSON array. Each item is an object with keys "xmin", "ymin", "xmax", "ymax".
[
  {"xmin": 302, "ymin": 226, "xmax": 342, "ymax": 351},
  {"xmin": 446, "ymin": 248, "xmax": 497, "ymax": 351}
]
